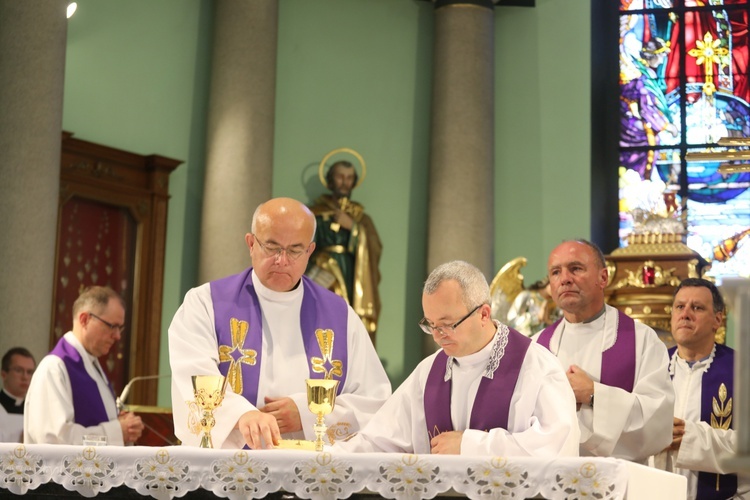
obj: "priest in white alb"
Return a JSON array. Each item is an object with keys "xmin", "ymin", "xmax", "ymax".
[
  {"xmin": 169, "ymin": 198, "xmax": 391, "ymax": 449},
  {"xmin": 24, "ymin": 286, "xmax": 143, "ymax": 445},
  {"xmin": 336, "ymin": 260, "xmax": 579, "ymax": 456},
  {"xmin": 652, "ymin": 278, "xmax": 748, "ymax": 499},
  {"xmin": 534, "ymin": 239, "xmax": 674, "ymax": 463}
]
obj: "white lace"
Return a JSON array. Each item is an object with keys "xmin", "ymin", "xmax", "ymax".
[
  {"xmin": 668, "ymin": 343, "xmax": 717, "ymax": 378},
  {"xmin": 443, "ymin": 321, "xmax": 508, "ymax": 382},
  {"xmin": 484, "ymin": 321, "xmax": 509, "ymax": 379},
  {"xmin": 0, "ymin": 443, "xmax": 639, "ymax": 499}
]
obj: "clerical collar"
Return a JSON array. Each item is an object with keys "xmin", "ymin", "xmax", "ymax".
[
  {"xmin": 445, "ymin": 321, "xmax": 507, "ymax": 381},
  {"xmin": 583, "ymin": 306, "xmax": 606, "ymax": 324},
  {"xmin": 1, "ymin": 388, "xmax": 23, "ymax": 406},
  {"xmin": 685, "ymin": 353, "xmax": 712, "ymax": 368},
  {"xmin": 251, "ymin": 269, "xmax": 303, "ymax": 302},
  {"xmin": 668, "ymin": 344, "xmax": 717, "ymax": 377}
]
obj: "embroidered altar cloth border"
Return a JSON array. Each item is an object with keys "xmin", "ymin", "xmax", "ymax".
[{"xmin": 0, "ymin": 443, "xmax": 684, "ymax": 499}]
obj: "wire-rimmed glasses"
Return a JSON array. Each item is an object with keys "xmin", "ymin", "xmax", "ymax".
[
  {"xmin": 253, "ymin": 235, "xmax": 311, "ymax": 262},
  {"xmin": 418, "ymin": 304, "xmax": 482, "ymax": 336},
  {"xmin": 89, "ymin": 313, "xmax": 126, "ymax": 334}
]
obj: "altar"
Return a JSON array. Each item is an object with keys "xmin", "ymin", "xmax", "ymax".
[{"xmin": 0, "ymin": 443, "xmax": 685, "ymax": 499}]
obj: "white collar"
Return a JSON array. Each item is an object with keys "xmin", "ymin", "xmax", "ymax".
[
  {"xmin": 1, "ymin": 388, "xmax": 23, "ymax": 406},
  {"xmin": 668, "ymin": 343, "xmax": 717, "ymax": 376},
  {"xmin": 557, "ymin": 304, "xmax": 619, "ymax": 351},
  {"xmin": 251, "ymin": 269, "xmax": 304, "ymax": 303},
  {"xmin": 444, "ymin": 320, "xmax": 509, "ymax": 381}
]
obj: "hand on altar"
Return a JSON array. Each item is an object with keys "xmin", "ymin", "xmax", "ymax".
[
  {"xmin": 237, "ymin": 410, "xmax": 281, "ymax": 449},
  {"xmin": 260, "ymin": 396, "xmax": 303, "ymax": 434},
  {"xmin": 430, "ymin": 430, "xmax": 463, "ymax": 455},
  {"xmin": 566, "ymin": 364, "xmax": 594, "ymax": 407},
  {"xmin": 666, "ymin": 417, "xmax": 685, "ymax": 452}
]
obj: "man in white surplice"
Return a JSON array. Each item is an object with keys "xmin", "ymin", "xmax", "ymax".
[
  {"xmin": 651, "ymin": 278, "xmax": 748, "ymax": 499},
  {"xmin": 169, "ymin": 198, "xmax": 391, "ymax": 449},
  {"xmin": 24, "ymin": 286, "xmax": 144, "ymax": 445},
  {"xmin": 337, "ymin": 260, "xmax": 579, "ymax": 456},
  {"xmin": 533, "ymin": 239, "xmax": 674, "ymax": 463}
]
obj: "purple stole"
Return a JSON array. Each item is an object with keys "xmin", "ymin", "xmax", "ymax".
[
  {"xmin": 49, "ymin": 336, "xmax": 111, "ymax": 428},
  {"xmin": 669, "ymin": 344, "xmax": 737, "ymax": 500},
  {"xmin": 537, "ymin": 310, "xmax": 636, "ymax": 393},
  {"xmin": 210, "ymin": 268, "xmax": 349, "ymax": 406},
  {"xmin": 424, "ymin": 327, "xmax": 531, "ymax": 438}
]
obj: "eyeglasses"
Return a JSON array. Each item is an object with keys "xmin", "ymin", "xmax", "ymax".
[
  {"xmin": 9, "ymin": 366, "xmax": 34, "ymax": 377},
  {"xmin": 253, "ymin": 235, "xmax": 311, "ymax": 262},
  {"xmin": 89, "ymin": 313, "xmax": 126, "ymax": 334},
  {"xmin": 419, "ymin": 304, "xmax": 482, "ymax": 336}
]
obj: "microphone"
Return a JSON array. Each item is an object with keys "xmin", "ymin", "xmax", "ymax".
[{"xmin": 117, "ymin": 374, "xmax": 171, "ymax": 412}]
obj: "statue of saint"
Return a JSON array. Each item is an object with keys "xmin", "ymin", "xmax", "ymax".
[{"xmin": 307, "ymin": 159, "xmax": 382, "ymax": 341}]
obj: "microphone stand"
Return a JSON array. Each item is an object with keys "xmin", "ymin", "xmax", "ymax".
[
  {"xmin": 117, "ymin": 374, "xmax": 178, "ymax": 445},
  {"xmin": 116, "ymin": 374, "xmax": 171, "ymax": 412}
]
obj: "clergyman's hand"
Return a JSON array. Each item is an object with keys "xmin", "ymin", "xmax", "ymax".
[
  {"xmin": 666, "ymin": 417, "xmax": 685, "ymax": 452},
  {"xmin": 566, "ymin": 364, "xmax": 595, "ymax": 408},
  {"xmin": 237, "ymin": 410, "xmax": 281, "ymax": 450},
  {"xmin": 118, "ymin": 411, "xmax": 144, "ymax": 444},
  {"xmin": 430, "ymin": 431, "xmax": 463, "ymax": 455},
  {"xmin": 260, "ymin": 396, "xmax": 303, "ymax": 434}
]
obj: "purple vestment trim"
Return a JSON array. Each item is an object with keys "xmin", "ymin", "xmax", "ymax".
[
  {"xmin": 49, "ymin": 336, "xmax": 111, "ymax": 428},
  {"xmin": 537, "ymin": 310, "xmax": 636, "ymax": 392},
  {"xmin": 423, "ymin": 327, "xmax": 531, "ymax": 439},
  {"xmin": 669, "ymin": 344, "xmax": 737, "ymax": 499},
  {"xmin": 211, "ymin": 268, "xmax": 348, "ymax": 406}
]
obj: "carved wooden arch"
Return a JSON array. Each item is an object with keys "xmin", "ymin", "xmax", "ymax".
[{"xmin": 51, "ymin": 132, "xmax": 181, "ymax": 406}]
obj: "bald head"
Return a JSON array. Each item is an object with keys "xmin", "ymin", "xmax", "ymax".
[
  {"xmin": 246, "ymin": 198, "xmax": 317, "ymax": 292},
  {"xmin": 251, "ymin": 197, "xmax": 316, "ymax": 243}
]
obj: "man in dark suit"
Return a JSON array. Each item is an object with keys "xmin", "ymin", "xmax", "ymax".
[{"xmin": 0, "ymin": 347, "xmax": 35, "ymax": 414}]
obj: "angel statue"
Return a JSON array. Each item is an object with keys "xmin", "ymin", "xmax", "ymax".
[{"xmin": 489, "ymin": 257, "xmax": 561, "ymax": 337}]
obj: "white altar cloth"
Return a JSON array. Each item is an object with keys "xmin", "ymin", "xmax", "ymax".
[{"xmin": 0, "ymin": 443, "xmax": 685, "ymax": 499}]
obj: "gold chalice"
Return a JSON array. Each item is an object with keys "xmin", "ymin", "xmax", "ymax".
[
  {"xmin": 306, "ymin": 378, "xmax": 339, "ymax": 452},
  {"xmin": 191, "ymin": 375, "xmax": 228, "ymax": 449}
]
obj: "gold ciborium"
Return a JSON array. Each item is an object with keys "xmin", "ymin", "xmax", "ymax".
[
  {"xmin": 191, "ymin": 375, "xmax": 228, "ymax": 449},
  {"xmin": 306, "ymin": 378, "xmax": 340, "ymax": 452}
]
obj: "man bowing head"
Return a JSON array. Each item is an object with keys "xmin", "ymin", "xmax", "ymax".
[{"xmin": 169, "ymin": 197, "xmax": 391, "ymax": 450}]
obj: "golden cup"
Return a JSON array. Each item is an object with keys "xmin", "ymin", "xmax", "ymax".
[
  {"xmin": 191, "ymin": 375, "xmax": 228, "ymax": 449},
  {"xmin": 306, "ymin": 378, "xmax": 339, "ymax": 452}
]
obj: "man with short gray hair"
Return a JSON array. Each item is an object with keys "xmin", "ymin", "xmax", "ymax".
[
  {"xmin": 536, "ymin": 239, "xmax": 673, "ymax": 463},
  {"xmin": 337, "ymin": 260, "xmax": 579, "ymax": 456},
  {"xmin": 24, "ymin": 286, "xmax": 143, "ymax": 445}
]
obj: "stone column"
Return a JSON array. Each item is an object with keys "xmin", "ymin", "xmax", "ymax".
[
  {"xmin": 427, "ymin": 0, "xmax": 495, "ymax": 275},
  {"xmin": 425, "ymin": 0, "xmax": 496, "ymax": 353},
  {"xmin": 722, "ymin": 278, "xmax": 750, "ymax": 473},
  {"xmin": 0, "ymin": 1, "xmax": 67, "ymax": 360},
  {"xmin": 200, "ymin": 0, "xmax": 278, "ymax": 282}
]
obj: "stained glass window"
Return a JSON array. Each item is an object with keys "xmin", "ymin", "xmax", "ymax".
[{"xmin": 618, "ymin": 0, "xmax": 750, "ymax": 279}]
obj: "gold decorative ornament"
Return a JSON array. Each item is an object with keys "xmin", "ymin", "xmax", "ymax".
[
  {"xmin": 189, "ymin": 375, "xmax": 228, "ymax": 449},
  {"xmin": 605, "ymin": 260, "xmax": 617, "ymax": 287},
  {"xmin": 218, "ymin": 318, "xmax": 257, "ymax": 395},
  {"xmin": 310, "ymin": 329, "xmax": 343, "ymax": 380},
  {"xmin": 306, "ymin": 378, "xmax": 340, "ymax": 452},
  {"xmin": 318, "ymin": 148, "xmax": 367, "ymax": 189},
  {"xmin": 611, "ymin": 260, "xmax": 682, "ymax": 289}
]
